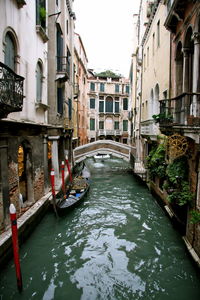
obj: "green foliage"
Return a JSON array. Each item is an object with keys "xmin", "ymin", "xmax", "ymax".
[
  {"xmin": 167, "ymin": 181, "xmax": 194, "ymax": 206},
  {"xmin": 166, "ymin": 156, "xmax": 188, "ymax": 184},
  {"xmin": 190, "ymin": 210, "xmax": 200, "ymax": 224},
  {"xmin": 152, "ymin": 113, "xmax": 173, "ymax": 123},
  {"xmin": 40, "ymin": 7, "xmax": 47, "ymax": 20},
  {"xmin": 95, "ymin": 70, "xmax": 121, "ymax": 78},
  {"xmin": 164, "ymin": 156, "xmax": 193, "ymax": 206},
  {"xmin": 146, "ymin": 143, "xmax": 166, "ymax": 179}
]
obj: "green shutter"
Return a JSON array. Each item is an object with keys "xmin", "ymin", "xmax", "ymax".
[{"xmin": 99, "ymin": 101, "xmax": 104, "ymax": 112}]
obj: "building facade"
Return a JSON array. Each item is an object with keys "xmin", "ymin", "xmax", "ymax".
[
  {"xmin": 74, "ymin": 33, "xmax": 88, "ymax": 147},
  {"xmin": 47, "ymin": 0, "xmax": 76, "ymax": 186},
  {"xmin": 0, "ymin": 0, "xmax": 50, "ymax": 230},
  {"xmin": 0, "ymin": 0, "xmax": 77, "ymax": 230},
  {"xmin": 87, "ymin": 71, "xmax": 131, "ymax": 144},
  {"xmin": 162, "ymin": 0, "xmax": 200, "ymax": 260}
]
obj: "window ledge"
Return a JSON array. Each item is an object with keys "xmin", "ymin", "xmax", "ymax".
[
  {"xmin": 35, "ymin": 102, "xmax": 49, "ymax": 111},
  {"xmin": 36, "ymin": 25, "xmax": 49, "ymax": 43}
]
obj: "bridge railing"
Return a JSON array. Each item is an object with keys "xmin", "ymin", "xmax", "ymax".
[{"xmin": 73, "ymin": 140, "xmax": 135, "ymax": 163}]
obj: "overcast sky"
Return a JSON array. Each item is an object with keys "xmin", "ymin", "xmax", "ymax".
[{"xmin": 73, "ymin": 0, "xmax": 140, "ymax": 78}]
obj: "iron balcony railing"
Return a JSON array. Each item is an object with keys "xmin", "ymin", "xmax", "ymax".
[
  {"xmin": 98, "ymin": 129, "xmax": 122, "ymax": 136},
  {"xmin": 159, "ymin": 92, "xmax": 200, "ymax": 127},
  {"xmin": 57, "ymin": 56, "xmax": 70, "ymax": 78},
  {"xmin": 0, "ymin": 62, "xmax": 24, "ymax": 118}
]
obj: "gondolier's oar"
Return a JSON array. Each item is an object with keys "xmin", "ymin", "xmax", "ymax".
[
  {"xmin": 50, "ymin": 169, "xmax": 58, "ymax": 218},
  {"xmin": 9, "ymin": 203, "xmax": 23, "ymax": 292},
  {"xmin": 65, "ymin": 156, "xmax": 73, "ymax": 183}
]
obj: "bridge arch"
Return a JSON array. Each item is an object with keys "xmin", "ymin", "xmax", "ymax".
[{"xmin": 73, "ymin": 140, "xmax": 136, "ymax": 163}]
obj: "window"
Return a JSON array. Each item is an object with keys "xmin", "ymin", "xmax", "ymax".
[
  {"xmin": 99, "ymin": 121, "xmax": 104, "ymax": 129},
  {"xmin": 152, "ymin": 33, "xmax": 155, "ymax": 56},
  {"xmin": 100, "ymin": 83, "xmax": 105, "ymax": 92},
  {"xmin": 66, "ymin": 20, "xmax": 69, "ymax": 35},
  {"xmin": 157, "ymin": 20, "xmax": 160, "ymax": 47},
  {"xmin": 123, "ymin": 120, "xmax": 128, "ymax": 131},
  {"xmin": 125, "ymin": 85, "xmax": 129, "ymax": 94},
  {"xmin": 36, "ymin": 62, "xmax": 43, "ymax": 102},
  {"xmin": 123, "ymin": 98, "xmax": 128, "ymax": 110},
  {"xmin": 99, "ymin": 101, "xmax": 104, "ymax": 112},
  {"xmin": 115, "ymin": 101, "xmax": 119, "ymax": 113},
  {"xmin": 115, "ymin": 84, "xmax": 119, "ymax": 93},
  {"xmin": 57, "ymin": 87, "xmax": 63, "ymax": 115},
  {"xmin": 68, "ymin": 98, "xmax": 72, "ymax": 120},
  {"xmin": 90, "ymin": 118, "xmax": 95, "ymax": 130},
  {"xmin": 57, "ymin": 25, "xmax": 63, "ymax": 71},
  {"xmin": 90, "ymin": 82, "xmax": 95, "ymax": 91},
  {"xmin": 90, "ymin": 98, "xmax": 95, "ymax": 109},
  {"xmin": 4, "ymin": 32, "xmax": 15, "ymax": 71},
  {"xmin": 105, "ymin": 97, "xmax": 113, "ymax": 113},
  {"xmin": 144, "ymin": 54, "xmax": 146, "ymax": 71},
  {"xmin": 114, "ymin": 121, "xmax": 119, "ymax": 130},
  {"xmin": 36, "ymin": 0, "xmax": 46, "ymax": 28}
]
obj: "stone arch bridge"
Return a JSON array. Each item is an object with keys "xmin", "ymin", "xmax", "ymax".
[{"xmin": 73, "ymin": 140, "xmax": 136, "ymax": 164}]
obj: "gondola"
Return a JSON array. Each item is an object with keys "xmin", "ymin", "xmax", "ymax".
[{"xmin": 56, "ymin": 166, "xmax": 90, "ymax": 214}]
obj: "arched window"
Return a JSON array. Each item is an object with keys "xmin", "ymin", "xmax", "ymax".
[
  {"xmin": 4, "ymin": 32, "xmax": 16, "ymax": 71},
  {"xmin": 150, "ymin": 89, "xmax": 154, "ymax": 119},
  {"xmin": 155, "ymin": 84, "xmax": 160, "ymax": 115},
  {"xmin": 36, "ymin": 62, "xmax": 43, "ymax": 102},
  {"xmin": 105, "ymin": 96, "xmax": 113, "ymax": 113},
  {"xmin": 175, "ymin": 42, "xmax": 183, "ymax": 95}
]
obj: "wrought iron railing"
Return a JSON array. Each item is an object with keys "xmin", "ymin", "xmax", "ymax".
[
  {"xmin": 159, "ymin": 92, "xmax": 200, "ymax": 127},
  {"xmin": 98, "ymin": 129, "xmax": 122, "ymax": 136},
  {"xmin": 0, "ymin": 62, "xmax": 24, "ymax": 118},
  {"xmin": 57, "ymin": 56, "xmax": 70, "ymax": 78}
]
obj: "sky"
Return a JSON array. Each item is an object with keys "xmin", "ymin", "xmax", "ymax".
[{"xmin": 73, "ymin": 0, "xmax": 141, "ymax": 78}]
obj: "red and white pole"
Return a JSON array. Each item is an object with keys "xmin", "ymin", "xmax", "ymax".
[
  {"xmin": 50, "ymin": 169, "xmax": 58, "ymax": 217},
  {"xmin": 50, "ymin": 169, "xmax": 55, "ymax": 197},
  {"xmin": 61, "ymin": 161, "xmax": 65, "ymax": 194},
  {"xmin": 9, "ymin": 203, "xmax": 23, "ymax": 292},
  {"xmin": 65, "ymin": 156, "xmax": 72, "ymax": 183}
]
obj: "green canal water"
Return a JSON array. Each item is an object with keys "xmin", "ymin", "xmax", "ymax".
[{"xmin": 0, "ymin": 158, "xmax": 200, "ymax": 300}]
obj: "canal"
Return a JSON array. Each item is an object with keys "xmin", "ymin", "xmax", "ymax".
[{"xmin": 0, "ymin": 157, "xmax": 200, "ymax": 299}]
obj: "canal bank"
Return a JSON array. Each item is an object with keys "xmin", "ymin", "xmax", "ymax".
[
  {"xmin": 0, "ymin": 191, "xmax": 51, "ymax": 267},
  {"xmin": 0, "ymin": 168, "xmax": 73, "ymax": 267}
]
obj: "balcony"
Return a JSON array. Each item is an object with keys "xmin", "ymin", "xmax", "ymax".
[
  {"xmin": 0, "ymin": 62, "xmax": 24, "ymax": 118},
  {"xmin": 159, "ymin": 93, "xmax": 200, "ymax": 133},
  {"xmin": 98, "ymin": 129, "xmax": 122, "ymax": 136},
  {"xmin": 164, "ymin": 0, "xmax": 186, "ymax": 33},
  {"xmin": 141, "ymin": 119, "xmax": 160, "ymax": 137},
  {"xmin": 56, "ymin": 56, "xmax": 70, "ymax": 82}
]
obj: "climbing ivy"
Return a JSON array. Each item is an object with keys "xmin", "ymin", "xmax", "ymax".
[
  {"xmin": 164, "ymin": 156, "xmax": 193, "ymax": 206},
  {"xmin": 190, "ymin": 210, "xmax": 200, "ymax": 224},
  {"xmin": 146, "ymin": 143, "xmax": 166, "ymax": 179}
]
